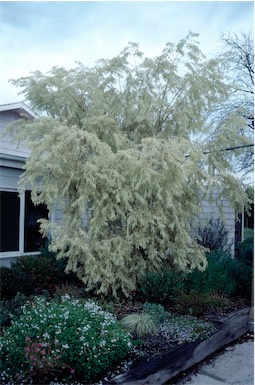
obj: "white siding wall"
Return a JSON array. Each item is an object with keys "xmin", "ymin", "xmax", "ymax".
[
  {"xmin": 0, "ymin": 167, "xmax": 22, "ymax": 190},
  {"xmin": 0, "ymin": 110, "xmax": 31, "ymax": 158}
]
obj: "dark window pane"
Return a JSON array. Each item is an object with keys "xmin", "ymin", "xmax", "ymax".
[
  {"xmin": 0, "ymin": 191, "xmax": 20, "ymax": 252},
  {"xmin": 24, "ymin": 191, "xmax": 48, "ymax": 252}
]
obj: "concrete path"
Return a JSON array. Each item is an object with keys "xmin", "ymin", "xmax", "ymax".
[{"xmin": 174, "ymin": 339, "xmax": 254, "ymax": 385}]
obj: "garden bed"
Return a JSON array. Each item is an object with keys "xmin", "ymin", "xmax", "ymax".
[
  {"xmin": 0, "ymin": 245, "xmax": 252, "ymax": 385},
  {"xmin": 104, "ymin": 305, "xmax": 250, "ymax": 385}
]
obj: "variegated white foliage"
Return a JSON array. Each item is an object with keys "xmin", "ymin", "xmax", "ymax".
[{"xmin": 7, "ymin": 32, "xmax": 249, "ymax": 296}]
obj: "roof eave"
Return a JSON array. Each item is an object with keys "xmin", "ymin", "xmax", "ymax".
[{"xmin": 0, "ymin": 102, "xmax": 38, "ymax": 119}]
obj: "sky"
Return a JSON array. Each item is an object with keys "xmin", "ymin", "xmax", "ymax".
[{"xmin": 0, "ymin": 1, "xmax": 254, "ymax": 104}]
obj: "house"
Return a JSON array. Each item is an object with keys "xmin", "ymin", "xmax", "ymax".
[
  {"xmin": 0, "ymin": 102, "xmax": 48, "ymax": 266},
  {"xmin": 0, "ymin": 102, "xmax": 244, "ymax": 266}
]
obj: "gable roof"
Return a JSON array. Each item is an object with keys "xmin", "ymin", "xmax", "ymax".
[{"xmin": 0, "ymin": 102, "xmax": 38, "ymax": 119}]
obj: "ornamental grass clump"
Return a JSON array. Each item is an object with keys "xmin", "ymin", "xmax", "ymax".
[
  {"xmin": 0, "ymin": 295, "xmax": 132, "ymax": 384},
  {"xmin": 121, "ymin": 312, "xmax": 158, "ymax": 338}
]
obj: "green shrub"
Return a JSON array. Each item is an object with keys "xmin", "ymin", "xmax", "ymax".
[
  {"xmin": 243, "ymin": 227, "xmax": 254, "ymax": 240},
  {"xmin": 229, "ymin": 259, "xmax": 252, "ymax": 300},
  {"xmin": 0, "ymin": 251, "xmax": 82, "ymax": 300},
  {"xmin": 174, "ymin": 292, "xmax": 230, "ymax": 316},
  {"xmin": 11, "ymin": 254, "xmax": 74, "ymax": 289},
  {"xmin": 184, "ymin": 250, "xmax": 252, "ymax": 301},
  {"xmin": 121, "ymin": 312, "xmax": 158, "ymax": 338},
  {"xmin": 0, "ymin": 266, "xmax": 33, "ymax": 300},
  {"xmin": 11, "ymin": 254, "xmax": 60, "ymax": 291},
  {"xmin": 238, "ymin": 236, "xmax": 253, "ymax": 266},
  {"xmin": 175, "ymin": 292, "xmax": 212, "ymax": 316},
  {"xmin": 0, "ymin": 292, "xmax": 28, "ymax": 329},
  {"xmin": 142, "ymin": 302, "xmax": 169, "ymax": 324},
  {"xmin": 185, "ymin": 251, "xmax": 237, "ymax": 297},
  {"xmin": 53, "ymin": 282, "xmax": 84, "ymax": 299},
  {"xmin": 0, "ymin": 295, "xmax": 131, "ymax": 384},
  {"xmin": 138, "ymin": 269, "xmax": 185, "ymax": 303},
  {"xmin": 137, "ymin": 250, "xmax": 252, "ymax": 305}
]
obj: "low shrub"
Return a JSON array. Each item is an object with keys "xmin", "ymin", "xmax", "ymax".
[
  {"xmin": 137, "ymin": 268, "xmax": 185, "ymax": 303},
  {"xmin": 0, "ymin": 251, "xmax": 82, "ymax": 300},
  {"xmin": 237, "ymin": 236, "xmax": 253, "ymax": 266},
  {"xmin": 0, "ymin": 292, "xmax": 28, "ymax": 329},
  {"xmin": 229, "ymin": 259, "xmax": 252, "ymax": 300},
  {"xmin": 142, "ymin": 302, "xmax": 169, "ymax": 324},
  {"xmin": 121, "ymin": 312, "xmax": 158, "ymax": 338},
  {"xmin": 12, "ymin": 253, "xmax": 79, "ymax": 289},
  {"xmin": 243, "ymin": 227, "xmax": 254, "ymax": 240},
  {"xmin": 137, "ymin": 251, "xmax": 252, "ymax": 305},
  {"xmin": 0, "ymin": 266, "xmax": 33, "ymax": 300},
  {"xmin": 136, "ymin": 250, "xmax": 252, "ymax": 304},
  {"xmin": 53, "ymin": 282, "xmax": 85, "ymax": 299},
  {"xmin": 174, "ymin": 292, "xmax": 231, "ymax": 317},
  {"xmin": 185, "ymin": 251, "xmax": 237, "ymax": 297},
  {"xmin": 0, "ymin": 295, "xmax": 131, "ymax": 384},
  {"xmin": 186, "ymin": 250, "xmax": 252, "ymax": 301}
]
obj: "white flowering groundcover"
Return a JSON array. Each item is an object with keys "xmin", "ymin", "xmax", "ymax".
[{"xmin": 0, "ymin": 295, "xmax": 132, "ymax": 384}]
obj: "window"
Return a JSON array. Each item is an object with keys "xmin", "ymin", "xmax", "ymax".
[
  {"xmin": 0, "ymin": 190, "xmax": 48, "ymax": 255},
  {"xmin": 0, "ymin": 191, "xmax": 20, "ymax": 252},
  {"xmin": 24, "ymin": 191, "xmax": 48, "ymax": 252}
]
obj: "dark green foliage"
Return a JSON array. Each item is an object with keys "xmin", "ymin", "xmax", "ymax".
[
  {"xmin": 185, "ymin": 251, "xmax": 252, "ymax": 300},
  {"xmin": 0, "ymin": 266, "xmax": 34, "ymax": 300},
  {"xmin": 231, "ymin": 261, "xmax": 252, "ymax": 300},
  {"xmin": 185, "ymin": 251, "xmax": 236, "ymax": 296},
  {"xmin": 0, "ymin": 292, "xmax": 28, "ymax": 328},
  {"xmin": 0, "ymin": 248, "xmax": 82, "ymax": 300},
  {"xmin": 237, "ymin": 236, "xmax": 253, "ymax": 266},
  {"xmin": 142, "ymin": 302, "xmax": 169, "ymax": 323},
  {"xmin": 232, "ymin": 232, "xmax": 253, "ymax": 300},
  {"xmin": 53, "ymin": 282, "xmax": 85, "ymax": 299},
  {"xmin": 174, "ymin": 292, "xmax": 231, "ymax": 317},
  {"xmin": 243, "ymin": 227, "xmax": 254, "ymax": 240},
  {"xmin": 138, "ymin": 269, "xmax": 185, "ymax": 303},
  {"xmin": 174, "ymin": 292, "xmax": 211, "ymax": 316},
  {"xmin": 196, "ymin": 218, "xmax": 231, "ymax": 252},
  {"xmin": 137, "ymin": 250, "xmax": 252, "ymax": 306}
]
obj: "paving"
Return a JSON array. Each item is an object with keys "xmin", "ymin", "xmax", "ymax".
[{"xmin": 174, "ymin": 338, "xmax": 254, "ymax": 385}]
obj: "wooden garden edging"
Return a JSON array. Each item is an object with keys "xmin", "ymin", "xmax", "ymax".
[{"xmin": 106, "ymin": 305, "xmax": 250, "ymax": 385}]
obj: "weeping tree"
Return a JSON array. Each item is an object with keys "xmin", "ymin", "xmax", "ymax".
[{"xmin": 8, "ymin": 32, "xmax": 249, "ymax": 296}]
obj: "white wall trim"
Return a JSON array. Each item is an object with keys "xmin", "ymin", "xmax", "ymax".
[
  {"xmin": 19, "ymin": 191, "xmax": 25, "ymax": 254},
  {"xmin": 0, "ymin": 154, "xmax": 26, "ymax": 169},
  {"xmin": 0, "ymin": 251, "xmax": 40, "ymax": 259}
]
